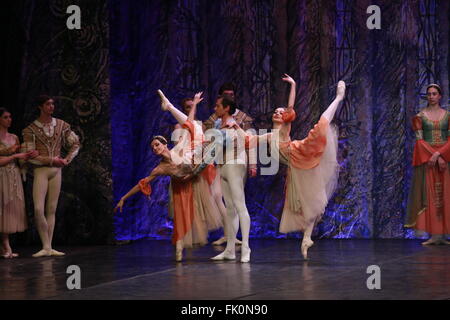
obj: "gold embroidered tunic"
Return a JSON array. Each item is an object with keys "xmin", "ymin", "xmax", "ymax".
[{"xmin": 22, "ymin": 118, "xmax": 80, "ymax": 167}]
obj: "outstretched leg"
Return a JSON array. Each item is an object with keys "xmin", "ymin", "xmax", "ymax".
[
  {"xmin": 158, "ymin": 90, "xmax": 188, "ymax": 124},
  {"xmin": 321, "ymin": 81, "xmax": 345, "ymax": 122}
]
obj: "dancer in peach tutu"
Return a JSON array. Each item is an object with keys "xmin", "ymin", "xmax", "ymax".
[{"xmin": 236, "ymin": 75, "xmax": 344, "ymax": 259}]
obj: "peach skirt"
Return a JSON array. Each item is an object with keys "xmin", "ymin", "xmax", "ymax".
[{"xmin": 279, "ymin": 117, "xmax": 339, "ymax": 233}]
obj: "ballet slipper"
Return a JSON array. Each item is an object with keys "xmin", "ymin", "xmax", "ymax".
[
  {"xmin": 422, "ymin": 238, "xmax": 438, "ymax": 245},
  {"xmin": 51, "ymin": 249, "xmax": 65, "ymax": 256},
  {"xmin": 212, "ymin": 237, "xmax": 227, "ymax": 246},
  {"xmin": 157, "ymin": 89, "xmax": 173, "ymax": 111},
  {"xmin": 2, "ymin": 252, "xmax": 12, "ymax": 259},
  {"xmin": 336, "ymin": 81, "xmax": 346, "ymax": 101},
  {"xmin": 301, "ymin": 238, "xmax": 314, "ymax": 260},
  {"xmin": 212, "ymin": 237, "xmax": 242, "ymax": 246},
  {"xmin": 436, "ymin": 239, "xmax": 450, "ymax": 245},
  {"xmin": 211, "ymin": 249, "xmax": 235, "ymax": 261},
  {"xmin": 240, "ymin": 245, "xmax": 251, "ymax": 263},
  {"xmin": 32, "ymin": 249, "xmax": 52, "ymax": 258}
]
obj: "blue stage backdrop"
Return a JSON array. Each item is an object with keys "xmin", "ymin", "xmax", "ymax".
[{"xmin": 110, "ymin": 0, "xmax": 450, "ymax": 240}]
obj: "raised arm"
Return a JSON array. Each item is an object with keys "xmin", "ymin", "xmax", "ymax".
[
  {"xmin": 282, "ymin": 74, "xmax": 296, "ymax": 113},
  {"xmin": 188, "ymin": 92, "xmax": 203, "ymax": 122}
]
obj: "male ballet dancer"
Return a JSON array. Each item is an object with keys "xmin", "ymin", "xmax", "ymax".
[
  {"xmin": 210, "ymin": 95, "xmax": 252, "ymax": 262},
  {"xmin": 23, "ymin": 95, "xmax": 80, "ymax": 257},
  {"xmin": 204, "ymin": 83, "xmax": 256, "ymax": 246}
]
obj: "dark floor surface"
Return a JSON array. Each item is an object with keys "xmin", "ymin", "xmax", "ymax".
[{"xmin": 0, "ymin": 239, "xmax": 449, "ymax": 300}]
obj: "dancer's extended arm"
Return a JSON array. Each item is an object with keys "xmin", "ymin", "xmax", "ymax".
[
  {"xmin": 114, "ymin": 166, "xmax": 163, "ymax": 213},
  {"xmin": 232, "ymin": 123, "xmax": 272, "ymax": 149}
]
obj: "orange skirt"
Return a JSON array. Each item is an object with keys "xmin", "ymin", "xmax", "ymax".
[{"xmin": 407, "ymin": 164, "xmax": 450, "ymax": 235}]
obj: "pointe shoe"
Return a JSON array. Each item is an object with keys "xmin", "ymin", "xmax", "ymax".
[
  {"xmin": 175, "ymin": 249, "xmax": 183, "ymax": 262},
  {"xmin": 336, "ymin": 80, "xmax": 346, "ymax": 100},
  {"xmin": 212, "ymin": 237, "xmax": 227, "ymax": 246},
  {"xmin": 301, "ymin": 239, "xmax": 314, "ymax": 260},
  {"xmin": 235, "ymin": 239, "xmax": 242, "ymax": 246},
  {"xmin": 240, "ymin": 245, "xmax": 251, "ymax": 263},
  {"xmin": 157, "ymin": 89, "xmax": 172, "ymax": 111},
  {"xmin": 51, "ymin": 249, "xmax": 66, "ymax": 256},
  {"xmin": 211, "ymin": 250, "xmax": 235, "ymax": 261},
  {"xmin": 32, "ymin": 249, "xmax": 52, "ymax": 258},
  {"xmin": 436, "ymin": 239, "xmax": 450, "ymax": 245}
]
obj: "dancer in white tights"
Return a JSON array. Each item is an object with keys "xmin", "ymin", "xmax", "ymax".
[
  {"xmin": 209, "ymin": 95, "xmax": 252, "ymax": 263},
  {"xmin": 22, "ymin": 96, "xmax": 80, "ymax": 258},
  {"xmin": 235, "ymin": 75, "xmax": 345, "ymax": 259},
  {"xmin": 172, "ymin": 98, "xmax": 242, "ymax": 246}
]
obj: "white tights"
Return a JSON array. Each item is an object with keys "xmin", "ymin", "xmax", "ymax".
[
  {"xmin": 33, "ymin": 167, "xmax": 61, "ymax": 250},
  {"xmin": 220, "ymin": 164, "xmax": 250, "ymax": 253}
]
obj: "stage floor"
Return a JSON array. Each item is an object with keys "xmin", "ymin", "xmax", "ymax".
[{"xmin": 1, "ymin": 239, "xmax": 449, "ymax": 300}]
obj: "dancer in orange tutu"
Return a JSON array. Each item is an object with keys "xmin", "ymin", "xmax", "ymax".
[
  {"xmin": 235, "ymin": 75, "xmax": 344, "ymax": 259},
  {"xmin": 115, "ymin": 92, "xmax": 222, "ymax": 261},
  {"xmin": 173, "ymin": 98, "xmax": 242, "ymax": 246},
  {"xmin": 406, "ymin": 84, "xmax": 450, "ymax": 245}
]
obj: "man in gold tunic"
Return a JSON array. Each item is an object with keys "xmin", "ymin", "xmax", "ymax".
[{"xmin": 22, "ymin": 95, "xmax": 80, "ymax": 257}]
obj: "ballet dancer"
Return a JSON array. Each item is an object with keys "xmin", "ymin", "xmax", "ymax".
[
  {"xmin": 235, "ymin": 75, "xmax": 344, "ymax": 259},
  {"xmin": 209, "ymin": 95, "xmax": 252, "ymax": 263},
  {"xmin": 115, "ymin": 92, "xmax": 222, "ymax": 261},
  {"xmin": 22, "ymin": 95, "xmax": 80, "ymax": 257}
]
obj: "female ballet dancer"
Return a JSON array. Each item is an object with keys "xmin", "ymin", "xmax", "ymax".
[
  {"xmin": 0, "ymin": 108, "xmax": 38, "ymax": 258},
  {"xmin": 406, "ymin": 84, "xmax": 449, "ymax": 245},
  {"xmin": 115, "ymin": 92, "xmax": 222, "ymax": 261},
  {"xmin": 236, "ymin": 75, "xmax": 344, "ymax": 259},
  {"xmin": 173, "ymin": 98, "xmax": 241, "ymax": 246}
]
